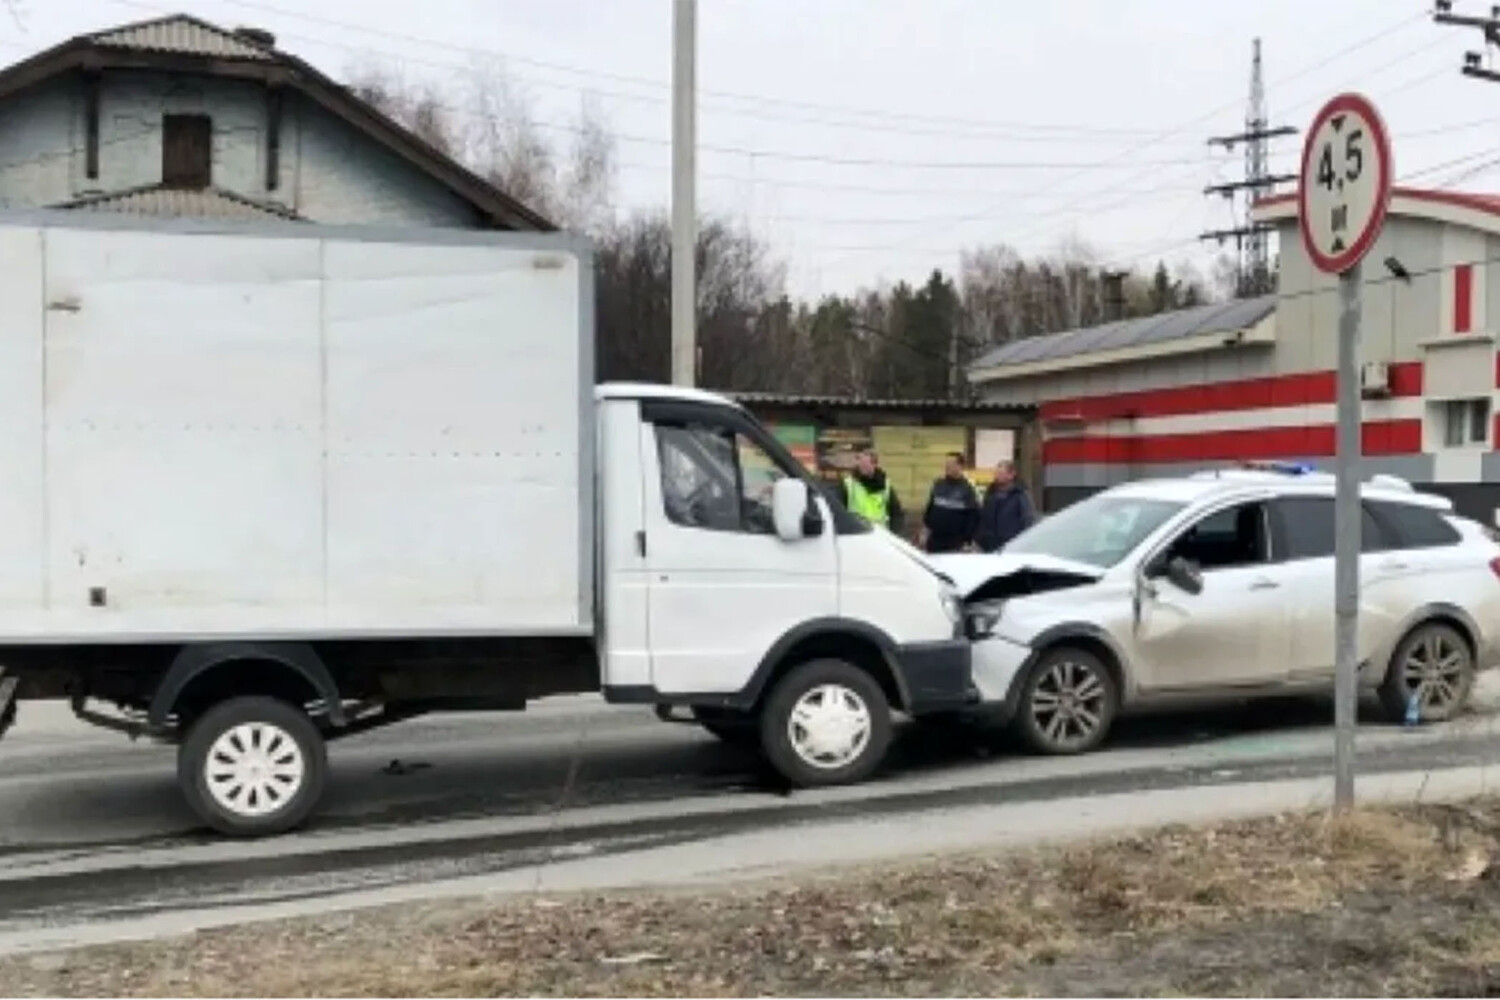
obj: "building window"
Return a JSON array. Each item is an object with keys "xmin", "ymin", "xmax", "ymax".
[
  {"xmin": 162, "ymin": 114, "xmax": 212, "ymax": 189},
  {"xmin": 1440, "ymin": 398, "xmax": 1490, "ymax": 449}
]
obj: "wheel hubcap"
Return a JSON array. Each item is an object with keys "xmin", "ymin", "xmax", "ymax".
[
  {"xmin": 787, "ymin": 684, "xmax": 871, "ymax": 769},
  {"xmin": 1401, "ymin": 632, "xmax": 1468, "ymax": 711},
  {"xmin": 205, "ymin": 722, "xmax": 306, "ymax": 818},
  {"xmin": 1031, "ymin": 660, "xmax": 1106, "ymax": 749}
]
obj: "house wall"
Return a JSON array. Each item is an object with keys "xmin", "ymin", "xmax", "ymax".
[
  {"xmin": 975, "ymin": 209, "xmax": 1500, "ymax": 523},
  {"xmin": 0, "ymin": 70, "xmax": 480, "ymax": 228},
  {"xmin": 287, "ymin": 95, "xmax": 477, "ymax": 227},
  {"xmin": 0, "ymin": 77, "xmax": 82, "ymax": 208}
]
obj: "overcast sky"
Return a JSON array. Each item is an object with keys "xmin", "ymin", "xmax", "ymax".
[{"xmin": 2, "ymin": 0, "xmax": 1495, "ymax": 298}]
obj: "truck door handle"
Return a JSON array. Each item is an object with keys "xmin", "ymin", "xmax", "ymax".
[{"xmin": 1249, "ymin": 578, "xmax": 1280, "ymax": 591}]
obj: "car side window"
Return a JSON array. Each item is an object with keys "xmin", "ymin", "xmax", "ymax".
[
  {"xmin": 654, "ymin": 422, "xmax": 784, "ymax": 535},
  {"xmin": 1274, "ymin": 496, "xmax": 1391, "ymax": 559},
  {"xmin": 1369, "ymin": 500, "xmax": 1461, "ymax": 549},
  {"xmin": 1163, "ymin": 501, "xmax": 1271, "ymax": 571}
]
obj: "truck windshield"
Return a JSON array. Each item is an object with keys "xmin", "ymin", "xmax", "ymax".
[{"xmin": 1004, "ymin": 493, "xmax": 1186, "ymax": 569}]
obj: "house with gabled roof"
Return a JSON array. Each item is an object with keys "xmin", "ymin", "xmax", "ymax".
[{"xmin": 0, "ymin": 13, "xmax": 551, "ymax": 229}]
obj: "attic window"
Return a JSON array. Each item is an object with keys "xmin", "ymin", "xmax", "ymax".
[{"xmin": 162, "ymin": 114, "xmax": 212, "ymax": 189}]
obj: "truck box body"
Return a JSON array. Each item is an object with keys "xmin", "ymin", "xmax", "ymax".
[{"xmin": 0, "ymin": 215, "xmax": 592, "ymax": 641}]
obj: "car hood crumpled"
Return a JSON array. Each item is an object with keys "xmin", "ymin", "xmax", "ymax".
[{"xmin": 923, "ymin": 551, "xmax": 1104, "ymax": 603}]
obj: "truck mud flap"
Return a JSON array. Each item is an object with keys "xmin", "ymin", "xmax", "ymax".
[{"xmin": 0, "ymin": 670, "xmax": 17, "ymax": 741}]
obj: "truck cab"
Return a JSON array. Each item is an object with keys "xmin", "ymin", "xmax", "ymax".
[{"xmin": 595, "ymin": 384, "xmax": 975, "ymax": 786}]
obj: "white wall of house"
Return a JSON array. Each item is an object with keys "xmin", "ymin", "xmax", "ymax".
[{"xmin": 0, "ymin": 78, "xmax": 78, "ymax": 207}]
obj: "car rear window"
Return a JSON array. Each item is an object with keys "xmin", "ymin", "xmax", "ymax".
[
  {"xmin": 1273, "ymin": 496, "xmax": 1391, "ymax": 559},
  {"xmin": 1369, "ymin": 500, "xmax": 1461, "ymax": 548}
]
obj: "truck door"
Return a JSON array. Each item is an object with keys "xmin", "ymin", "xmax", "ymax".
[{"xmin": 639, "ymin": 399, "xmax": 838, "ymax": 697}]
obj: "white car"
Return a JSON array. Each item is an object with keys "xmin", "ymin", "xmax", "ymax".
[{"xmin": 929, "ymin": 465, "xmax": 1500, "ymax": 755}]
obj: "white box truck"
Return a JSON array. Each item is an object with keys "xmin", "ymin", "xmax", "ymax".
[{"xmin": 0, "ymin": 212, "xmax": 974, "ymax": 836}]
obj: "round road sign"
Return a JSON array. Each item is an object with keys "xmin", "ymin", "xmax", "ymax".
[{"xmin": 1297, "ymin": 92, "xmax": 1393, "ymax": 275}]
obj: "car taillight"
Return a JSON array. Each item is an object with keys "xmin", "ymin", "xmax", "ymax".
[{"xmin": 1490, "ymin": 556, "xmax": 1500, "ymax": 581}]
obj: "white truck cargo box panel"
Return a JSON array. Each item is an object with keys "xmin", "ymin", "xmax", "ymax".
[{"xmin": 0, "ymin": 215, "xmax": 592, "ymax": 641}]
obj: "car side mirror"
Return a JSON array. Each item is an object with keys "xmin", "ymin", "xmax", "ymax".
[
  {"xmin": 772, "ymin": 478, "xmax": 815, "ymax": 542},
  {"xmin": 1165, "ymin": 555, "xmax": 1204, "ymax": 595}
]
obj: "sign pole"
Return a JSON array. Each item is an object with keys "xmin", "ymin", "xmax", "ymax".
[
  {"xmin": 1297, "ymin": 92, "xmax": 1392, "ymax": 815},
  {"xmin": 1333, "ymin": 260, "xmax": 1361, "ymax": 812}
]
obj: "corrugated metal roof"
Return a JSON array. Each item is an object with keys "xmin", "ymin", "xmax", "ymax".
[
  {"xmin": 730, "ymin": 391, "xmax": 1032, "ymax": 413},
  {"xmin": 969, "ymin": 294, "xmax": 1277, "ymax": 371},
  {"xmin": 54, "ymin": 185, "xmax": 304, "ymax": 221},
  {"xmin": 88, "ymin": 15, "xmax": 276, "ymax": 60}
]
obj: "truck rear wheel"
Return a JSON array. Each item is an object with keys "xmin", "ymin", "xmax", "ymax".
[
  {"xmin": 178, "ymin": 696, "xmax": 328, "ymax": 837},
  {"xmin": 759, "ymin": 659, "xmax": 891, "ymax": 787}
]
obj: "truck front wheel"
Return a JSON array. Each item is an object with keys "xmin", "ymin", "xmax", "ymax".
[
  {"xmin": 760, "ymin": 659, "xmax": 892, "ymax": 787},
  {"xmin": 178, "ymin": 696, "xmax": 328, "ymax": 837}
]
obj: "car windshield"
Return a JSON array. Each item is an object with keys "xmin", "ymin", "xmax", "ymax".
[{"xmin": 1004, "ymin": 493, "xmax": 1187, "ymax": 568}]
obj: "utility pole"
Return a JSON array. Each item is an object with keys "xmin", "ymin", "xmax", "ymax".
[
  {"xmin": 1201, "ymin": 39, "xmax": 1297, "ymax": 297},
  {"xmin": 670, "ymin": 0, "xmax": 697, "ymax": 387},
  {"xmin": 1434, "ymin": 1, "xmax": 1500, "ymax": 84}
]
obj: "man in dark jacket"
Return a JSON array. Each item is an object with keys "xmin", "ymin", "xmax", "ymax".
[
  {"xmin": 976, "ymin": 459, "xmax": 1036, "ymax": 552},
  {"xmin": 921, "ymin": 452, "xmax": 980, "ymax": 553}
]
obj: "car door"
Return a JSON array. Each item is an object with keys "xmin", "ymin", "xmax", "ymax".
[
  {"xmin": 1272, "ymin": 495, "xmax": 1397, "ymax": 683},
  {"xmin": 1364, "ymin": 500, "xmax": 1465, "ymax": 638},
  {"xmin": 1130, "ymin": 498, "xmax": 1294, "ymax": 691},
  {"xmin": 640, "ymin": 402, "xmax": 838, "ymax": 698}
]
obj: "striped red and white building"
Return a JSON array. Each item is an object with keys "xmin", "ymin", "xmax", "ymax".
[{"xmin": 967, "ymin": 187, "xmax": 1500, "ymax": 522}]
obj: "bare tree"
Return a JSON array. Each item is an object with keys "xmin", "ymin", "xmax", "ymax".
[
  {"xmin": 343, "ymin": 57, "xmax": 617, "ymax": 232},
  {"xmin": 346, "ymin": 64, "xmax": 457, "ymax": 156}
]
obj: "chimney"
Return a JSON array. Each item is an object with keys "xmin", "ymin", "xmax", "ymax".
[
  {"xmin": 1101, "ymin": 269, "xmax": 1127, "ymax": 322},
  {"xmin": 233, "ymin": 26, "xmax": 276, "ymax": 49}
]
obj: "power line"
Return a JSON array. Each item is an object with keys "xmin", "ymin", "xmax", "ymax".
[
  {"xmin": 89, "ymin": 0, "xmax": 1458, "ymax": 155},
  {"xmin": 756, "ymin": 186, "xmax": 1199, "ymax": 226},
  {"xmin": 811, "ymin": 42, "xmax": 1459, "ymax": 273},
  {"xmin": 168, "ymin": 0, "xmax": 1272, "ymax": 141},
  {"xmin": 80, "ymin": 0, "xmax": 1468, "ymax": 187},
  {"xmin": 808, "ymin": 11, "xmax": 1441, "ymax": 273}
]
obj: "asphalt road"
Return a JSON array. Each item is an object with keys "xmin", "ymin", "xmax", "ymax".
[{"xmin": 3, "ymin": 682, "xmax": 1500, "ymax": 954}]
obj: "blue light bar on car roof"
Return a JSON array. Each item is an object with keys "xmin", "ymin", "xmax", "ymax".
[{"xmin": 1237, "ymin": 460, "xmax": 1317, "ymax": 475}]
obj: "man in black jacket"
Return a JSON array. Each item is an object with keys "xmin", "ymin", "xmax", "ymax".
[
  {"xmin": 976, "ymin": 459, "xmax": 1037, "ymax": 552},
  {"xmin": 921, "ymin": 452, "xmax": 980, "ymax": 553}
]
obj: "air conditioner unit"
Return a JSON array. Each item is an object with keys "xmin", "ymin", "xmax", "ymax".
[{"xmin": 1360, "ymin": 360, "xmax": 1391, "ymax": 398}]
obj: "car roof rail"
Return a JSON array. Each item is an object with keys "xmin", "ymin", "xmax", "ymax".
[
  {"xmin": 1366, "ymin": 473, "xmax": 1414, "ymax": 492},
  {"xmin": 1188, "ymin": 460, "xmax": 1335, "ymax": 484}
]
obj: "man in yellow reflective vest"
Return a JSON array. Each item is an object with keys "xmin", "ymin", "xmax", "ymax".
[{"xmin": 842, "ymin": 449, "xmax": 905, "ymax": 534}]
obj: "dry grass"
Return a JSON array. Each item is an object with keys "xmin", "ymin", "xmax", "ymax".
[{"xmin": 10, "ymin": 800, "xmax": 1500, "ymax": 997}]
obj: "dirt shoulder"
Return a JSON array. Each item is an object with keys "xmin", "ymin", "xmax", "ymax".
[{"xmin": 11, "ymin": 799, "xmax": 1500, "ymax": 997}]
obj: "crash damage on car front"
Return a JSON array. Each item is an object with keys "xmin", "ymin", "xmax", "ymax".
[
  {"xmin": 922, "ymin": 552, "xmax": 1108, "ymax": 705},
  {"xmin": 926, "ymin": 552, "xmax": 1103, "ymax": 632}
]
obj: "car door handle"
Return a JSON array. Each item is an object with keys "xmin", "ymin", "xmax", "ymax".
[
  {"xmin": 1249, "ymin": 578, "xmax": 1280, "ymax": 591},
  {"xmin": 1380, "ymin": 560, "xmax": 1409, "ymax": 571}
]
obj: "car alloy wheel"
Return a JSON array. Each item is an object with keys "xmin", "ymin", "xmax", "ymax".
[
  {"xmin": 1380, "ymin": 622, "xmax": 1475, "ymax": 724},
  {"xmin": 1016, "ymin": 646, "xmax": 1118, "ymax": 755}
]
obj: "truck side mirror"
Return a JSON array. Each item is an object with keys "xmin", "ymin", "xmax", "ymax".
[
  {"xmin": 772, "ymin": 478, "xmax": 815, "ymax": 542},
  {"xmin": 801, "ymin": 483, "xmax": 825, "ymax": 538}
]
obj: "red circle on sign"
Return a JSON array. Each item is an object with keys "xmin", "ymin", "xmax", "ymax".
[{"xmin": 1297, "ymin": 92, "xmax": 1393, "ymax": 275}]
